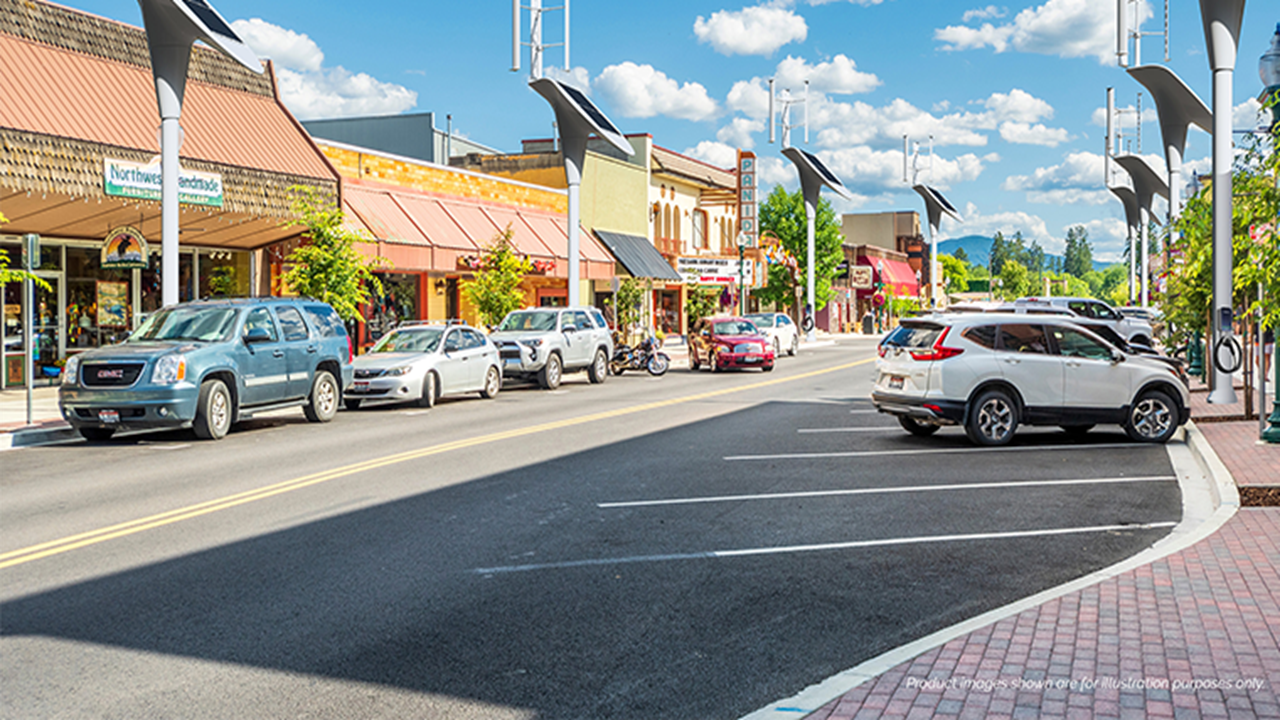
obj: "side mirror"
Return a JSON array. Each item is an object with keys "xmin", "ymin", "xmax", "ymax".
[
  {"xmin": 1110, "ymin": 349, "xmax": 1126, "ymax": 364},
  {"xmin": 243, "ymin": 327, "xmax": 271, "ymax": 344}
]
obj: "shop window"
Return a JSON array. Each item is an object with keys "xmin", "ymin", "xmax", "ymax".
[
  {"xmin": 693, "ymin": 210, "xmax": 707, "ymax": 250},
  {"xmin": 365, "ymin": 273, "xmax": 421, "ymax": 343},
  {"xmin": 673, "ymin": 208, "xmax": 681, "ymax": 243},
  {"xmin": 199, "ymin": 250, "xmax": 249, "ymax": 298},
  {"xmin": 663, "ymin": 205, "xmax": 672, "ymax": 240},
  {"xmin": 66, "ymin": 246, "xmax": 134, "ymax": 351}
]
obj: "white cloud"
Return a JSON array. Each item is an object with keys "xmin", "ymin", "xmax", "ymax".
[
  {"xmin": 945, "ymin": 202, "xmax": 1055, "ymax": 250},
  {"xmin": 1080, "ymin": 217, "xmax": 1130, "ymax": 261},
  {"xmin": 935, "ymin": 0, "xmax": 1140, "ymax": 64},
  {"xmin": 716, "ymin": 117, "xmax": 766, "ymax": 148},
  {"xmin": 693, "ymin": 5, "xmax": 808, "ymax": 56},
  {"xmin": 1004, "ymin": 151, "xmax": 1130, "ymax": 205},
  {"xmin": 984, "ymin": 89, "xmax": 1053, "ymax": 123},
  {"xmin": 1234, "ymin": 97, "xmax": 1265, "ymax": 131},
  {"xmin": 963, "ymin": 5, "xmax": 1007, "ymax": 22},
  {"xmin": 999, "ymin": 122, "xmax": 1070, "ymax": 146},
  {"xmin": 683, "ymin": 141, "xmax": 740, "ymax": 168},
  {"xmin": 233, "ymin": 19, "xmax": 416, "ymax": 119},
  {"xmin": 726, "ymin": 78, "xmax": 772, "ymax": 119},
  {"xmin": 774, "ymin": 54, "xmax": 881, "ymax": 94},
  {"xmin": 595, "ymin": 62, "xmax": 719, "ymax": 121},
  {"xmin": 1089, "ymin": 104, "xmax": 1161, "ymax": 128},
  {"xmin": 232, "ymin": 18, "xmax": 323, "ymax": 72},
  {"xmin": 546, "ymin": 65, "xmax": 592, "ymax": 93},
  {"xmin": 823, "ymin": 147, "xmax": 987, "ymax": 195}
]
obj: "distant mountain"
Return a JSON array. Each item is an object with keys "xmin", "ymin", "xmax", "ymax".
[{"xmin": 938, "ymin": 235, "xmax": 1111, "ymax": 272}]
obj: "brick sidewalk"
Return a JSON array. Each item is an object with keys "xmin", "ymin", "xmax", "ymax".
[{"xmin": 805, "ymin": 509, "xmax": 1280, "ymax": 720}]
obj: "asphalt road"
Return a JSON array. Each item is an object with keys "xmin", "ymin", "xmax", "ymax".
[{"xmin": 0, "ymin": 337, "xmax": 1181, "ymax": 720}]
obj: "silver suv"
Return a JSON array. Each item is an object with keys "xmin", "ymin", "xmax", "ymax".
[
  {"xmin": 490, "ymin": 307, "xmax": 613, "ymax": 389},
  {"xmin": 872, "ymin": 313, "xmax": 1189, "ymax": 446},
  {"xmin": 1012, "ymin": 297, "xmax": 1154, "ymax": 347}
]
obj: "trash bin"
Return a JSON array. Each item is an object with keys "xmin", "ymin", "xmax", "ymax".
[{"xmin": 862, "ymin": 313, "xmax": 874, "ymax": 335}]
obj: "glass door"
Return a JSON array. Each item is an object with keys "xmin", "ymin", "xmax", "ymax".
[{"xmin": 32, "ymin": 272, "xmax": 64, "ymax": 383}]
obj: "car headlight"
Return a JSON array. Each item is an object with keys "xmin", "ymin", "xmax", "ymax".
[
  {"xmin": 151, "ymin": 354, "xmax": 187, "ymax": 384},
  {"xmin": 61, "ymin": 355, "xmax": 80, "ymax": 386},
  {"xmin": 385, "ymin": 366, "xmax": 412, "ymax": 376},
  {"xmin": 520, "ymin": 338, "xmax": 543, "ymax": 348}
]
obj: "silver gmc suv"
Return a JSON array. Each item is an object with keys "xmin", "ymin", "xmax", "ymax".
[{"xmin": 489, "ymin": 307, "xmax": 613, "ymax": 389}]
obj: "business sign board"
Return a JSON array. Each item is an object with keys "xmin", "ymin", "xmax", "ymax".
[
  {"xmin": 104, "ymin": 158, "xmax": 224, "ymax": 207},
  {"xmin": 849, "ymin": 265, "xmax": 874, "ymax": 290},
  {"xmin": 101, "ymin": 226, "xmax": 149, "ymax": 270},
  {"xmin": 677, "ymin": 256, "xmax": 755, "ymax": 286}
]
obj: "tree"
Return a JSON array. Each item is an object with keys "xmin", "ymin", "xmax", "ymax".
[
  {"xmin": 988, "ymin": 232, "xmax": 1009, "ymax": 275},
  {"xmin": 463, "ymin": 225, "xmax": 533, "ymax": 328},
  {"xmin": 996, "ymin": 259, "xmax": 1032, "ymax": 300},
  {"xmin": 755, "ymin": 185, "xmax": 844, "ymax": 312},
  {"xmin": 1062, "ymin": 226, "xmax": 1093, "ymax": 278},
  {"xmin": 937, "ymin": 253, "xmax": 970, "ymax": 293},
  {"xmin": 612, "ymin": 277, "xmax": 647, "ymax": 339},
  {"xmin": 684, "ymin": 284, "xmax": 719, "ymax": 328},
  {"xmin": 283, "ymin": 187, "xmax": 385, "ymax": 322},
  {"xmin": 953, "ymin": 247, "xmax": 969, "ymax": 265}
]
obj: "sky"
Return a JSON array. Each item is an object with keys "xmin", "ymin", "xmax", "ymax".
[{"xmin": 66, "ymin": 0, "xmax": 1278, "ymax": 263}]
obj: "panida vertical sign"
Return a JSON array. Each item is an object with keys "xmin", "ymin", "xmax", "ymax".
[
  {"xmin": 738, "ymin": 150, "xmax": 757, "ymax": 246},
  {"xmin": 103, "ymin": 158, "xmax": 224, "ymax": 208}
]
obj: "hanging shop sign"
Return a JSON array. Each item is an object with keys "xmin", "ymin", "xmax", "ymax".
[
  {"xmin": 101, "ymin": 226, "xmax": 149, "ymax": 270},
  {"xmin": 849, "ymin": 265, "xmax": 874, "ymax": 290},
  {"xmin": 103, "ymin": 158, "xmax": 224, "ymax": 208},
  {"xmin": 676, "ymin": 256, "xmax": 754, "ymax": 286}
]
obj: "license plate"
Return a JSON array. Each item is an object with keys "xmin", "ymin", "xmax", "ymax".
[
  {"xmin": 888, "ymin": 376, "xmax": 904, "ymax": 390},
  {"xmin": 740, "ymin": 356, "xmax": 760, "ymax": 363},
  {"xmin": 98, "ymin": 409, "xmax": 120, "ymax": 424},
  {"xmin": 354, "ymin": 380, "xmax": 369, "ymax": 389},
  {"xmin": 504, "ymin": 358, "xmax": 520, "ymax": 366}
]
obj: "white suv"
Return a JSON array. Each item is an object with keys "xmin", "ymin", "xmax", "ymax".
[{"xmin": 871, "ymin": 313, "xmax": 1189, "ymax": 446}]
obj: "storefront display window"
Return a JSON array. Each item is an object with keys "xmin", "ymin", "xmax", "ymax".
[
  {"xmin": 141, "ymin": 251, "xmax": 195, "ymax": 315},
  {"xmin": 364, "ymin": 273, "xmax": 420, "ymax": 343},
  {"xmin": 66, "ymin": 246, "xmax": 132, "ymax": 351},
  {"xmin": 199, "ymin": 250, "xmax": 250, "ymax": 298}
]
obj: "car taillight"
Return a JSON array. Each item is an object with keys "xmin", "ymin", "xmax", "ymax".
[
  {"xmin": 347, "ymin": 336, "xmax": 354, "ymax": 363},
  {"xmin": 909, "ymin": 327, "xmax": 964, "ymax": 361},
  {"xmin": 877, "ymin": 344, "xmax": 888, "ymax": 358}
]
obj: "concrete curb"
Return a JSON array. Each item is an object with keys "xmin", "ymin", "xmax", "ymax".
[
  {"xmin": 0, "ymin": 422, "xmax": 79, "ymax": 451},
  {"xmin": 739, "ymin": 424, "xmax": 1240, "ymax": 720}
]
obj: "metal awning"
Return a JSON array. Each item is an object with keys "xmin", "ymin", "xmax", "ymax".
[{"xmin": 593, "ymin": 230, "xmax": 681, "ymax": 281}]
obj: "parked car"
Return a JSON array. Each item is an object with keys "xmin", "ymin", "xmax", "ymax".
[
  {"xmin": 1063, "ymin": 317, "xmax": 1188, "ymax": 387},
  {"xmin": 1011, "ymin": 297, "xmax": 1155, "ymax": 347},
  {"xmin": 489, "ymin": 307, "xmax": 613, "ymax": 389},
  {"xmin": 871, "ymin": 313, "xmax": 1189, "ymax": 446},
  {"xmin": 343, "ymin": 321, "xmax": 500, "ymax": 409},
  {"xmin": 744, "ymin": 312, "xmax": 799, "ymax": 357},
  {"xmin": 59, "ymin": 298, "xmax": 353, "ymax": 441},
  {"xmin": 689, "ymin": 316, "xmax": 776, "ymax": 372}
]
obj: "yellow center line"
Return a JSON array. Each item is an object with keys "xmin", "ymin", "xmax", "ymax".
[{"xmin": 1, "ymin": 356, "xmax": 875, "ymax": 569}]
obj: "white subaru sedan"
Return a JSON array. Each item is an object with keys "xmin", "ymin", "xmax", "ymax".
[{"xmin": 871, "ymin": 313, "xmax": 1189, "ymax": 446}]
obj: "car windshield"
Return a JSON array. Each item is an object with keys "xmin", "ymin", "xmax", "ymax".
[
  {"xmin": 713, "ymin": 320, "xmax": 758, "ymax": 335},
  {"xmin": 370, "ymin": 329, "xmax": 442, "ymax": 353},
  {"xmin": 883, "ymin": 322, "xmax": 943, "ymax": 348},
  {"xmin": 498, "ymin": 311, "xmax": 558, "ymax": 332},
  {"xmin": 129, "ymin": 306, "xmax": 238, "ymax": 343},
  {"xmin": 745, "ymin": 314, "xmax": 775, "ymax": 328}
]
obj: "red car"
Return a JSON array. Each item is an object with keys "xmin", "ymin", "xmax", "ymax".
[{"xmin": 689, "ymin": 316, "xmax": 776, "ymax": 372}]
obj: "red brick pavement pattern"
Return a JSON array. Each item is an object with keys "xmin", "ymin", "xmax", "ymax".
[
  {"xmin": 1197, "ymin": 422, "xmax": 1280, "ymax": 487},
  {"xmin": 805, "ymin": 509, "xmax": 1280, "ymax": 720}
]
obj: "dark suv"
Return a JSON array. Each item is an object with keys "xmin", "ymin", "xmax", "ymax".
[{"xmin": 59, "ymin": 298, "xmax": 353, "ymax": 441}]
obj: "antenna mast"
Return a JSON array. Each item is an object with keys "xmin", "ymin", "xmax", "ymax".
[
  {"xmin": 1116, "ymin": 0, "xmax": 1170, "ymax": 68},
  {"xmin": 768, "ymin": 79, "xmax": 809, "ymax": 147}
]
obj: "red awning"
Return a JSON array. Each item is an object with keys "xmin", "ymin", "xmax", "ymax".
[{"xmin": 856, "ymin": 257, "xmax": 919, "ymax": 298}]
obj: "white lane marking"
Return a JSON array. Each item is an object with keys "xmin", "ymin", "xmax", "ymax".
[
  {"xmin": 797, "ymin": 427, "xmax": 899, "ymax": 433},
  {"xmin": 598, "ymin": 476, "xmax": 1177, "ymax": 509},
  {"xmin": 400, "ymin": 410, "xmax": 431, "ymax": 416},
  {"xmin": 849, "ymin": 409, "xmax": 880, "ymax": 414},
  {"xmin": 145, "ymin": 443, "xmax": 191, "ymax": 451},
  {"xmin": 725, "ymin": 442, "xmax": 1149, "ymax": 462},
  {"xmin": 471, "ymin": 522, "xmax": 1177, "ymax": 574}
]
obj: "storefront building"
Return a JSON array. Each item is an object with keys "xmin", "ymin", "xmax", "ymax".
[
  {"xmin": 312, "ymin": 140, "xmax": 614, "ymax": 346},
  {"xmin": 1, "ymin": 0, "xmax": 338, "ymax": 387}
]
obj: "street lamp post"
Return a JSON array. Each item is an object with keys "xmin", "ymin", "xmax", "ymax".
[
  {"xmin": 1260, "ymin": 22, "xmax": 1280, "ymax": 443},
  {"xmin": 780, "ymin": 148, "xmax": 853, "ymax": 342},
  {"xmin": 1199, "ymin": 0, "xmax": 1246, "ymax": 406}
]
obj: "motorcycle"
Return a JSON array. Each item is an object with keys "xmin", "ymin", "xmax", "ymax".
[{"xmin": 610, "ymin": 333, "xmax": 670, "ymax": 376}]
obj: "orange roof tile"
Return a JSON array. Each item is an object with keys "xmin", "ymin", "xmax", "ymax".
[{"xmin": 0, "ymin": 28, "xmax": 331, "ymax": 180}]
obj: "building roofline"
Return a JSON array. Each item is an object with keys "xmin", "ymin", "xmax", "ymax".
[{"xmin": 318, "ymin": 139, "xmax": 569, "ymax": 198}]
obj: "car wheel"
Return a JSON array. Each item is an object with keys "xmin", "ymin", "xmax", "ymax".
[
  {"xmin": 690, "ymin": 352, "xmax": 700, "ymax": 371},
  {"xmin": 899, "ymin": 416, "xmax": 940, "ymax": 437},
  {"xmin": 538, "ymin": 353, "xmax": 562, "ymax": 390},
  {"xmin": 193, "ymin": 378, "xmax": 232, "ymax": 440},
  {"xmin": 344, "ymin": 398, "xmax": 362, "ymax": 411},
  {"xmin": 303, "ymin": 371, "xmax": 339, "ymax": 423},
  {"xmin": 789, "ymin": 334, "xmax": 798, "ymax": 356},
  {"xmin": 78, "ymin": 427, "xmax": 116, "ymax": 441},
  {"xmin": 480, "ymin": 366, "xmax": 501, "ymax": 399},
  {"xmin": 417, "ymin": 372, "xmax": 438, "ymax": 408},
  {"xmin": 1124, "ymin": 389, "xmax": 1178, "ymax": 443},
  {"xmin": 1060, "ymin": 424, "xmax": 1094, "ymax": 438},
  {"xmin": 588, "ymin": 349, "xmax": 608, "ymax": 384},
  {"xmin": 965, "ymin": 388, "xmax": 1018, "ymax": 446},
  {"xmin": 762, "ymin": 363, "xmax": 774, "ymax": 372}
]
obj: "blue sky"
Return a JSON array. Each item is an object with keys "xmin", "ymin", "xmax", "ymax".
[{"xmin": 69, "ymin": 0, "xmax": 1277, "ymax": 262}]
